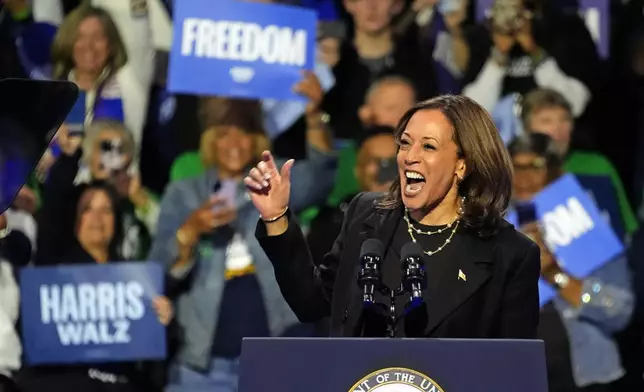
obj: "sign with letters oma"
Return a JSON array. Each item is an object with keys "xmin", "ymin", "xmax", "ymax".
[
  {"xmin": 507, "ymin": 174, "xmax": 624, "ymax": 305},
  {"xmin": 168, "ymin": 0, "xmax": 317, "ymax": 101},
  {"xmin": 350, "ymin": 367, "xmax": 444, "ymax": 392},
  {"xmin": 20, "ymin": 262, "xmax": 166, "ymax": 365}
]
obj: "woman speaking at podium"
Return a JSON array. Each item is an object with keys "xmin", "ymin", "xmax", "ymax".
[{"xmin": 245, "ymin": 95, "xmax": 541, "ymax": 338}]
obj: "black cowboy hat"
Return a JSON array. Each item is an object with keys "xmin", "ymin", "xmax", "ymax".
[{"xmin": 0, "ymin": 78, "xmax": 78, "ymax": 213}]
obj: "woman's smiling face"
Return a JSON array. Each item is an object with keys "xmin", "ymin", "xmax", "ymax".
[{"xmin": 397, "ymin": 109, "xmax": 465, "ymax": 212}]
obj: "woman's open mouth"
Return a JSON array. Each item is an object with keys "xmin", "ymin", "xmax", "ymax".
[{"xmin": 404, "ymin": 171, "xmax": 426, "ymax": 196}]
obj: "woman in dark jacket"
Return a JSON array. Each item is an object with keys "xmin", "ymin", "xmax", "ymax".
[{"xmin": 246, "ymin": 95, "xmax": 540, "ymax": 339}]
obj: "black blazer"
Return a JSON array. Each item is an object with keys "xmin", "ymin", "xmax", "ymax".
[{"xmin": 256, "ymin": 192, "xmax": 541, "ymax": 338}]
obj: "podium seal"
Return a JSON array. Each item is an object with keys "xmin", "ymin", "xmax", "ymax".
[{"xmin": 349, "ymin": 367, "xmax": 445, "ymax": 391}]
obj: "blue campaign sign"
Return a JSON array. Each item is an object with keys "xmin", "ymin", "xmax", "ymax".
[
  {"xmin": 168, "ymin": 0, "xmax": 317, "ymax": 101},
  {"xmin": 66, "ymin": 90, "xmax": 86, "ymax": 135},
  {"xmin": 575, "ymin": 174, "xmax": 626, "ymax": 240},
  {"xmin": 535, "ymin": 174, "xmax": 624, "ymax": 304},
  {"xmin": 505, "ymin": 208, "xmax": 518, "ymax": 227},
  {"xmin": 20, "ymin": 262, "xmax": 166, "ymax": 365}
]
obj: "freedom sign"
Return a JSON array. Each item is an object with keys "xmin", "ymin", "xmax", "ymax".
[
  {"xmin": 508, "ymin": 174, "xmax": 624, "ymax": 305},
  {"xmin": 20, "ymin": 262, "xmax": 166, "ymax": 365},
  {"xmin": 475, "ymin": 0, "xmax": 609, "ymax": 58},
  {"xmin": 168, "ymin": 0, "xmax": 317, "ymax": 101}
]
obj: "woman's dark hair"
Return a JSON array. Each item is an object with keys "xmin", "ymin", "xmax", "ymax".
[
  {"xmin": 73, "ymin": 180, "xmax": 124, "ymax": 260},
  {"xmin": 508, "ymin": 133, "xmax": 564, "ymax": 182},
  {"xmin": 379, "ymin": 95, "xmax": 514, "ymax": 237}
]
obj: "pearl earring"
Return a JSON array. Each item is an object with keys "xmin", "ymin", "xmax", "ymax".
[{"xmin": 458, "ymin": 196, "xmax": 466, "ymax": 215}]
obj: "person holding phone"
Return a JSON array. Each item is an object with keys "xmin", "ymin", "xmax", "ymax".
[
  {"xmin": 462, "ymin": 0, "xmax": 598, "ymax": 118},
  {"xmin": 508, "ymin": 133, "xmax": 634, "ymax": 392},
  {"xmin": 36, "ymin": 119, "xmax": 157, "ymax": 263},
  {"xmin": 150, "ymin": 75, "xmax": 336, "ymax": 392}
]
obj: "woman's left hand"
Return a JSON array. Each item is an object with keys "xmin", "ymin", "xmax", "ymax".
[
  {"xmin": 152, "ymin": 296, "xmax": 174, "ymax": 326},
  {"xmin": 127, "ymin": 174, "xmax": 149, "ymax": 209},
  {"xmin": 521, "ymin": 222, "xmax": 557, "ymax": 273},
  {"xmin": 294, "ymin": 71, "xmax": 324, "ymax": 119}
]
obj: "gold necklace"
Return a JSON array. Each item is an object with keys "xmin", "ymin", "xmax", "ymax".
[{"xmin": 404, "ymin": 208, "xmax": 459, "ymax": 257}]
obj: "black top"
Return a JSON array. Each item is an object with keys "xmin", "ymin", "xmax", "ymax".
[
  {"xmin": 463, "ymin": 10, "xmax": 600, "ymax": 97},
  {"xmin": 211, "ymin": 274, "xmax": 270, "ymax": 358},
  {"xmin": 371, "ymin": 218, "xmax": 465, "ymax": 338},
  {"xmin": 256, "ymin": 192, "xmax": 541, "ymax": 339}
]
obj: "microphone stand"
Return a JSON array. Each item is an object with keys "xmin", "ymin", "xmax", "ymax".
[{"xmin": 375, "ymin": 284, "xmax": 409, "ymax": 338}]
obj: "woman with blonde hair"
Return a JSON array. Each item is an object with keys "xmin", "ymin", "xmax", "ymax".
[
  {"xmin": 50, "ymin": 4, "xmax": 149, "ymax": 151},
  {"xmin": 150, "ymin": 73, "xmax": 337, "ymax": 392}
]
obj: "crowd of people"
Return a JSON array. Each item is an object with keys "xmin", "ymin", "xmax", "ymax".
[{"xmin": 0, "ymin": 0, "xmax": 643, "ymax": 391}]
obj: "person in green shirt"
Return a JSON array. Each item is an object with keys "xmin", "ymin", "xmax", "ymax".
[{"xmin": 521, "ymin": 88, "xmax": 638, "ymax": 236}]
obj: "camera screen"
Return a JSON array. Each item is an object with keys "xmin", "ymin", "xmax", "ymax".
[{"xmin": 0, "ymin": 80, "xmax": 78, "ymax": 212}]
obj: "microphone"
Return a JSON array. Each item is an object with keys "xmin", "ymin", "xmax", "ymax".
[
  {"xmin": 401, "ymin": 242, "xmax": 427, "ymax": 307},
  {"xmin": 357, "ymin": 238, "xmax": 384, "ymax": 306}
]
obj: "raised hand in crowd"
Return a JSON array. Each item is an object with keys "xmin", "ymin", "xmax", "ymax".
[
  {"xmin": 152, "ymin": 296, "xmax": 174, "ymax": 326},
  {"xmin": 515, "ymin": 16, "xmax": 537, "ymax": 55},
  {"xmin": 245, "ymin": 151, "xmax": 293, "ymax": 232},
  {"xmin": 111, "ymin": 171, "xmax": 149, "ymax": 210},
  {"xmin": 12, "ymin": 187, "xmax": 38, "ymax": 215},
  {"xmin": 520, "ymin": 222, "xmax": 556, "ymax": 273},
  {"xmin": 294, "ymin": 71, "xmax": 324, "ymax": 119},
  {"xmin": 492, "ymin": 32, "xmax": 515, "ymax": 64},
  {"xmin": 56, "ymin": 123, "xmax": 82, "ymax": 156},
  {"xmin": 443, "ymin": 0, "xmax": 468, "ymax": 31},
  {"xmin": 176, "ymin": 197, "xmax": 237, "ymax": 249},
  {"xmin": 35, "ymin": 124, "xmax": 81, "ymax": 181},
  {"xmin": 318, "ymin": 37, "xmax": 340, "ymax": 68},
  {"xmin": 293, "ymin": 71, "xmax": 333, "ymax": 150}
]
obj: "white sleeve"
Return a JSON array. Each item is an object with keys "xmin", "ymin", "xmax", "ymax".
[
  {"xmin": 31, "ymin": 0, "xmax": 65, "ymax": 25},
  {"xmin": 149, "ymin": 0, "xmax": 173, "ymax": 51},
  {"xmin": 534, "ymin": 58, "xmax": 591, "ymax": 117},
  {"xmin": 91, "ymin": 0, "xmax": 155, "ymax": 90},
  {"xmin": 0, "ymin": 261, "xmax": 21, "ymax": 374},
  {"xmin": 3, "ymin": 209, "xmax": 37, "ymax": 253},
  {"xmin": 462, "ymin": 56, "xmax": 505, "ymax": 113},
  {"xmin": 116, "ymin": 67, "xmax": 148, "ymax": 154}
]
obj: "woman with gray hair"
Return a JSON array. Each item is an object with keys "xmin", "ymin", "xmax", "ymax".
[{"xmin": 36, "ymin": 119, "xmax": 158, "ymax": 263}]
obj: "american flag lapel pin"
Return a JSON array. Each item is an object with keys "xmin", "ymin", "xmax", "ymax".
[{"xmin": 458, "ymin": 269, "xmax": 467, "ymax": 281}]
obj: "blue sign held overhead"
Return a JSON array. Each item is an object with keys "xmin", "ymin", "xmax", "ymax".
[
  {"xmin": 168, "ymin": 0, "xmax": 317, "ymax": 101},
  {"xmin": 20, "ymin": 262, "xmax": 166, "ymax": 365}
]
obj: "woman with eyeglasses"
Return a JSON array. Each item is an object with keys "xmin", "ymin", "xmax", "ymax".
[
  {"xmin": 508, "ymin": 133, "xmax": 634, "ymax": 392},
  {"xmin": 36, "ymin": 119, "xmax": 157, "ymax": 264}
]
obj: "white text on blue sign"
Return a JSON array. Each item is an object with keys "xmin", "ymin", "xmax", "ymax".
[
  {"xmin": 39, "ymin": 281, "xmax": 145, "ymax": 346},
  {"xmin": 543, "ymin": 197, "xmax": 594, "ymax": 250},
  {"xmin": 180, "ymin": 19, "xmax": 307, "ymax": 66}
]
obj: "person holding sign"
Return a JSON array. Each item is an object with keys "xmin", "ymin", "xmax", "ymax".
[
  {"xmin": 151, "ymin": 80, "xmax": 335, "ymax": 391},
  {"xmin": 521, "ymin": 88, "xmax": 638, "ymax": 239},
  {"xmin": 20, "ymin": 181, "xmax": 173, "ymax": 392},
  {"xmin": 508, "ymin": 133, "xmax": 634, "ymax": 392},
  {"xmin": 248, "ymin": 95, "xmax": 541, "ymax": 340}
]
